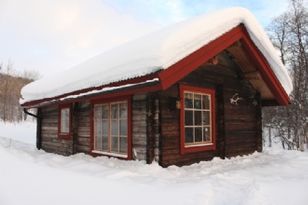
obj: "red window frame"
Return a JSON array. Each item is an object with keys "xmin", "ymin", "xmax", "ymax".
[
  {"xmin": 58, "ymin": 103, "xmax": 72, "ymax": 140},
  {"xmin": 90, "ymin": 96, "xmax": 132, "ymax": 160},
  {"xmin": 180, "ymin": 84, "xmax": 216, "ymax": 154}
]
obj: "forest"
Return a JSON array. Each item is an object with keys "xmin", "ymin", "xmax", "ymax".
[
  {"xmin": 263, "ymin": 0, "xmax": 308, "ymax": 150},
  {"xmin": 0, "ymin": 62, "xmax": 37, "ymax": 122}
]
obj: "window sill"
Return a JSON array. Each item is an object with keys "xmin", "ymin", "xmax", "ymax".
[
  {"xmin": 92, "ymin": 150, "xmax": 128, "ymax": 159},
  {"xmin": 184, "ymin": 143, "xmax": 214, "ymax": 148},
  {"xmin": 181, "ymin": 143, "xmax": 216, "ymax": 155}
]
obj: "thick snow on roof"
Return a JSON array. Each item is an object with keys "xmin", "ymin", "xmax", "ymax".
[{"xmin": 21, "ymin": 7, "xmax": 293, "ymax": 103}]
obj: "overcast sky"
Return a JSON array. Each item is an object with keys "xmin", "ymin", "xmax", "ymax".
[{"xmin": 0, "ymin": 0, "xmax": 290, "ymax": 77}]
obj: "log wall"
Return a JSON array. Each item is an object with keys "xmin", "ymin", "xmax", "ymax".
[
  {"xmin": 159, "ymin": 61, "xmax": 262, "ymax": 167},
  {"xmin": 39, "ymin": 96, "xmax": 152, "ymax": 162},
  {"xmin": 74, "ymin": 102, "xmax": 91, "ymax": 154},
  {"xmin": 132, "ymin": 95, "xmax": 147, "ymax": 160},
  {"xmin": 40, "ymin": 105, "xmax": 73, "ymax": 155}
]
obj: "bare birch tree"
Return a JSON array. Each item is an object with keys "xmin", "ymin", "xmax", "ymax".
[{"xmin": 264, "ymin": 0, "xmax": 308, "ymax": 150}]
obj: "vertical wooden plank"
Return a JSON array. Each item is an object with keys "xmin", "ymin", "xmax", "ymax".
[
  {"xmin": 256, "ymin": 92, "xmax": 263, "ymax": 152},
  {"xmin": 72, "ymin": 102, "xmax": 79, "ymax": 154},
  {"xmin": 146, "ymin": 93, "xmax": 160, "ymax": 164},
  {"xmin": 153, "ymin": 97, "xmax": 160, "ymax": 162},
  {"xmin": 36, "ymin": 108, "xmax": 42, "ymax": 150}
]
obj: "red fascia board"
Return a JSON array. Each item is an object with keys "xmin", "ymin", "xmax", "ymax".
[
  {"xmin": 239, "ymin": 28, "xmax": 290, "ymax": 105},
  {"xmin": 158, "ymin": 25, "xmax": 290, "ymax": 105}
]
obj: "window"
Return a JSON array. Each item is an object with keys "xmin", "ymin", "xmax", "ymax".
[
  {"xmin": 58, "ymin": 104, "xmax": 71, "ymax": 139},
  {"xmin": 93, "ymin": 100, "xmax": 129, "ymax": 158},
  {"xmin": 180, "ymin": 85, "xmax": 215, "ymax": 154}
]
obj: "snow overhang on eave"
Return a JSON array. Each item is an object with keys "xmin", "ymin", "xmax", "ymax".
[{"xmin": 20, "ymin": 74, "xmax": 161, "ymax": 108}]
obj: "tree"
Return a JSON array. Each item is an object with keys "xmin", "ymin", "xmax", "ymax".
[
  {"xmin": 264, "ymin": 0, "xmax": 308, "ymax": 150},
  {"xmin": 0, "ymin": 61, "xmax": 37, "ymax": 122}
]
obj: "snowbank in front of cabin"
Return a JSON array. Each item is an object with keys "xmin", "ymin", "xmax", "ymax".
[
  {"xmin": 21, "ymin": 7, "xmax": 293, "ymax": 104},
  {"xmin": 1, "ymin": 137, "xmax": 308, "ymax": 205},
  {"xmin": 0, "ymin": 120, "xmax": 36, "ymax": 145}
]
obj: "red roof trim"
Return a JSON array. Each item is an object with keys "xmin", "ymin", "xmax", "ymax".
[
  {"xmin": 158, "ymin": 25, "xmax": 290, "ymax": 105},
  {"xmin": 239, "ymin": 28, "xmax": 290, "ymax": 105}
]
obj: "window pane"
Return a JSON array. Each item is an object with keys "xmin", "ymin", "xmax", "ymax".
[
  {"xmin": 202, "ymin": 111, "xmax": 210, "ymax": 125},
  {"xmin": 111, "ymin": 136, "xmax": 119, "ymax": 152},
  {"xmin": 61, "ymin": 108, "xmax": 69, "ymax": 133},
  {"xmin": 202, "ymin": 95, "xmax": 210, "ymax": 109},
  {"xmin": 94, "ymin": 105, "xmax": 102, "ymax": 150},
  {"xmin": 95, "ymin": 123, "xmax": 103, "ymax": 151},
  {"xmin": 195, "ymin": 111, "xmax": 201, "ymax": 125},
  {"xmin": 195, "ymin": 127, "xmax": 202, "ymax": 142},
  {"xmin": 119, "ymin": 137, "xmax": 127, "ymax": 154},
  {"xmin": 111, "ymin": 120, "xmax": 118, "ymax": 135},
  {"xmin": 194, "ymin": 94, "xmax": 201, "ymax": 109},
  {"xmin": 185, "ymin": 128, "xmax": 193, "ymax": 143},
  {"xmin": 111, "ymin": 104, "xmax": 118, "ymax": 119},
  {"xmin": 102, "ymin": 104, "xmax": 109, "ymax": 119},
  {"xmin": 102, "ymin": 120, "xmax": 109, "ymax": 135},
  {"xmin": 120, "ymin": 103, "xmax": 127, "ymax": 118},
  {"xmin": 102, "ymin": 136, "xmax": 108, "ymax": 151},
  {"xmin": 185, "ymin": 110, "xmax": 193, "ymax": 126},
  {"xmin": 203, "ymin": 127, "xmax": 211, "ymax": 142},
  {"xmin": 120, "ymin": 119, "xmax": 127, "ymax": 136},
  {"xmin": 184, "ymin": 93, "xmax": 193, "ymax": 108}
]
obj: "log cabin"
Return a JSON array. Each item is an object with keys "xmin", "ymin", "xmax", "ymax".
[{"xmin": 20, "ymin": 8, "xmax": 292, "ymax": 167}]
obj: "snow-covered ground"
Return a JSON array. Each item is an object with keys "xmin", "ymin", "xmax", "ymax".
[
  {"xmin": 1, "ymin": 136, "xmax": 308, "ymax": 205},
  {"xmin": 0, "ymin": 120, "xmax": 36, "ymax": 145}
]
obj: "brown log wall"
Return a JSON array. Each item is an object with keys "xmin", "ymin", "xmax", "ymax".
[
  {"xmin": 40, "ymin": 105, "xmax": 73, "ymax": 155},
  {"xmin": 159, "ymin": 62, "xmax": 262, "ymax": 167},
  {"xmin": 39, "ymin": 97, "xmax": 151, "ymax": 161}
]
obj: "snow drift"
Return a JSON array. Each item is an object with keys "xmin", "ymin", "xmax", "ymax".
[{"xmin": 1, "ymin": 137, "xmax": 308, "ymax": 205}]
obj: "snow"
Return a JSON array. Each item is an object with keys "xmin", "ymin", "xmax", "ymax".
[
  {"xmin": 21, "ymin": 7, "xmax": 293, "ymax": 104},
  {"xmin": 0, "ymin": 120, "xmax": 36, "ymax": 145},
  {"xmin": 0, "ymin": 136, "xmax": 308, "ymax": 205}
]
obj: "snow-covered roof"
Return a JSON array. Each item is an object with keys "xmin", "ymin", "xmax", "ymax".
[{"xmin": 21, "ymin": 7, "xmax": 293, "ymax": 104}]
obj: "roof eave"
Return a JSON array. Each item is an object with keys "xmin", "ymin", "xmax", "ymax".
[{"xmin": 157, "ymin": 24, "xmax": 290, "ymax": 106}]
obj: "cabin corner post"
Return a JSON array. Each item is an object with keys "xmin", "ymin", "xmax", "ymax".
[
  {"xmin": 36, "ymin": 108, "xmax": 42, "ymax": 150},
  {"xmin": 256, "ymin": 92, "xmax": 263, "ymax": 152},
  {"xmin": 72, "ymin": 102, "xmax": 79, "ymax": 154},
  {"xmin": 145, "ymin": 93, "xmax": 160, "ymax": 164},
  {"xmin": 153, "ymin": 97, "xmax": 160, "ymax": 162}
]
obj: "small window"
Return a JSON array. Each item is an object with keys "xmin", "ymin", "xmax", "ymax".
[
  {"xmin": 58, "ymin": 105, "xmax": 71, "ymax": 139},
  {"xmin": 180, "ymin": 85, "xmax": 215, "ymax": 154}
]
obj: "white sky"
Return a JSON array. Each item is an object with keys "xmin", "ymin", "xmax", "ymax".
[{"xmin": 0, "ymin": 0, "xmax": 290, "ymax": 78}]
